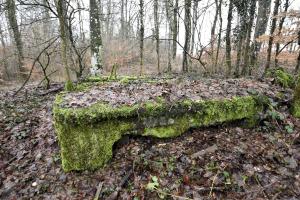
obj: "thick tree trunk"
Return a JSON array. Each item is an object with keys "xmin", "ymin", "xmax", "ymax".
[
  {"xmin": 235, "ymin": 17, "xmax": 247, "ymax": 77},
  {"xmin": 154, "ymin": 0, "xmax": 160, "ymax": 74},
  {"xmin": 250, "ymin": 0, "xmax": 271, "ymax": 71},
  {"xmin": 241, "ymin": 0, "xmax": 257, "ymax": 76},
  {"xmin": 264, "ymin": 0, "xmax": 281, "ymax": 75},
  {"xmin": 225, "ymin": 0, "xmax": 233, "ymax": 77},
  {"xmin": 182, "ymin": 0, "xmax": 191, "ymax": 72},
  {"xmin": 6, "ymin": 0, "xmax": 25, "ymax": 77},
  {"xmin": 139, "ymin": 0, "xmax": 144, "ymax": 76},
  {"xmin": 275, "ymin": 0, "xmax": 289, "ymax": 68},
  {"xmin": 55, "ymin": 0, "xmax": 72, "ymax": 88},
  {"xmin": 90, "ymin": 0, "xmax": 103, "ymax": 76}
]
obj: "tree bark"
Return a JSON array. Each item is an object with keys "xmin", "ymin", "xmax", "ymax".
[
  {"xmin": 139, "ymin": 0, "xmax": 144, "ymax": 76},
  {"xmin": 214, "ymin": 0, "xmax": 222, "ymax": 73},
  {"xmin": 264, "ymin": 0, "xmax": 281, "ymax": 75},
  {"xmin": 190, "ymin": 0, "xmax": 198, "ymax": 56},
  {"xmin": 55, "ymin": 0, "xmax": 72, "ymax": 87},
  {"xmin": 0, "ymin": 23, "xmax": 9, "ymax": 80},
  {"xmin": 172, "ymin": 0, "xmax": 178, "ymax": 59},
  {"xmin": 182, "ymin": 0, "xmax": 191, "ymax": 72},
  {"xmin": 275, "ymin": 0, "xmax": 289, "ymax": 68},
  {"xmin": 225, "ymin": 0, "xmax": 233, "ymax": 77},
  {"xmin": 6, "ymin": 0, "xmax": 25, "ymax": 77},
  {"xmin": 211, "ymin": 0, "xmax": 219, "ymax": 54},
  {"xmin": 295, "ymin": 31, "xmax": 300, "ymax": 73},
  {"xmin": 90, "ymin": 0, "xmax": 103, "ymax": 75},
  {"xmin": 250, "ymin": 0, "xmax": 271, "ymax": 71},
  {"xmin": 154, "ymin": 0, "xmax": 160, "ymax": 74},
  {"xmin": 241, "ymin": 0, "xmax": 257, "ymax": 76}
]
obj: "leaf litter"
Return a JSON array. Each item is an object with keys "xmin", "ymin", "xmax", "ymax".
[{"xmin": 0, "ymin": 78, "xmax": 299, "ymax": 199}]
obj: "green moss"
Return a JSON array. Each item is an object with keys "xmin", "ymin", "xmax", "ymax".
[
  {"xmin": 54, "ymin": 94, "xmax": 266, "ymax": 171},
  {"xmin": 268, "ymin": 68, "xmax": 295, "ymax": 88},
  {"xmin": 55, "ymin": 120, "xmax": 134, "ymax": 171},
  {"xmin": 64, "ymin": 80, "xmax": 74, "ymax": 91},
  {"xmin": 292, "ymin": 79, "xmax": 300, "ymax": 118}
]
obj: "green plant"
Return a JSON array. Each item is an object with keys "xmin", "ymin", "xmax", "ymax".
[{"xmin": 146, "ymin": 176, "xmax": 159, "ymax": 191}]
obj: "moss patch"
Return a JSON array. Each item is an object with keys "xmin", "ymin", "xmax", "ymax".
[
  {"xmin": 53, "ymin": 94, "xmax": 266, "ymax": 171},
  {"xmin": 267, "ymin": 68, "xmax": 295, "ymax": 88}
]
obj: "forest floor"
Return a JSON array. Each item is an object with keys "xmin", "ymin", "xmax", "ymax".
[{"xmin": 0, "ymin": 79, "xmax": 300, "ymax": 200}]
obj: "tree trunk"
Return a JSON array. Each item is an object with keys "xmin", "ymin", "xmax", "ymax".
[
  {"xmin": 263, "ymin": 0, "xmax": 281, "ymax": 75},
  {"xmin": 225, "ymin": 0, "xmax": 233, "ymax": 77},
  {"xmin": 234, "ymin": 16, "xmax": 247, "ymax": 77},
  {"xmin": 214, "ymin": 0, "xmax": 222, "ymax": 73},
  {"xmin": 90, "ymin": 0, "xmax": 103, "ymax": 76},
  {"xmin": 165, "ymin": 0, "xmax": 172, "ymax": 72},
  {"xmin": 154, "ymin": 0, "xmax": 160, "ymax": 74},
  {"xmin": 55, "ymin": 0, "xmax": 72, "ymax": 89},
  {"xmin": 172, "ymin": 0, "xmax": 178, "ymax": 59},
  {"xmin": 275, "ymin": 0, "xmax": 289, "ymax": 68},
  {"xmin": 0, "ymin": 23, "xmax": 9, "ymax": 80},
  {"xmin": 182, "ymin": 0, "xmax": 191, "ymax": 73},
  {"xmin": 241, "ymin": 0, "xmax": 257, "ymax": 76},
  {"xmin": 139, "ymin": 0, "xmax": 144, "ymax": 76},
  {"xmin": 6, "ymin": 0, "xmax": 25, "ymax": 77},
  {"xmin": 210, "ymin": 0, "xmax": 219, "ymax": 54},
  {"xmin": 250, "ymin": 0, "xmax": 271, "ymax": 72},
  {"xmin": 190, "ymin": 0, "xmax": 198, "ymax": 55},
  {"xmin": 295, "ymin": 31, "xmax": 300, "ymax": 73}
]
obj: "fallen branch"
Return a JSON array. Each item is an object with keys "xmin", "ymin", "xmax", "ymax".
[{"xmin": 93, "ymin": 182, "xmax": 103, "ymax": 200}]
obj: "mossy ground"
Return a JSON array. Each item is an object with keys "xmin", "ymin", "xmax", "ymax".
[{"xmin": 53, "ymin": 93, "xmax": 265, "ymax": 171}]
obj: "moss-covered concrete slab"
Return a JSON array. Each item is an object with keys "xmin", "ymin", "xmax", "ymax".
[{"xmin": 53, "ymin": 78, "xmax": 277, "ymax": 171}]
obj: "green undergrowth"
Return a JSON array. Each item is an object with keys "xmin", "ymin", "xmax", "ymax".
[
  {"xmin": 53, "ymin": 93, "xmax": 268, "ymax": 171},
  {"xmin": 266, "ymin": 68, "xmax": 295, "ymax": 88}
]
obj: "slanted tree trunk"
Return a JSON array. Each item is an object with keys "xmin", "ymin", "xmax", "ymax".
[
  {"xmin": 90, "ymin": 0, "xmax": 103, "ymax": 76},
  {"xmin": 275, "ymin": 0, "xmax": 290, "ymax": 68},
  {"xmin": 225, "ymin": 0, "xmax": 233, "ymax": 77},
  {"xmin": 139, "ymin": 0, "xmax": 144, "ymax": 76},
  {"xmin": 182, "ymin": 0, "xmax": 191, "ymax": 72},
  {"xmin": 172, "ymin": 0, "xmax": 178, "ymax": 59},
  {"xmin": 154, "ymin": 0, "xmax": 160, "ymax": 74},
  {"xmin": 264, "ymin": 0, "xmax": 281, "ymax": 75},
  {"xmin": 55, "ymin": 0, "xmax": 72, "ymax": 89},
  {"xmin": 6, "ymin": 0, "xmax": 25, "ymax": 77},
  {"xmin": 241, "ymin": 0, "xmax": 257, "ymax": 76}
]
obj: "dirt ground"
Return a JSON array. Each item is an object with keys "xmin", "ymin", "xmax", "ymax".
[{"xmin": 0, "ymin": 82, "xmax": 300, "ymax": 200}]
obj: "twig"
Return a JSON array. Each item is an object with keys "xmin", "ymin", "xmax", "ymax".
[
  {"xmin": 93, "ymin": 182, "xmax": 103, "ymax": 200},
  {"xmin": 13, "ymin": 36, "xmax": 59, "ymax": 96}
]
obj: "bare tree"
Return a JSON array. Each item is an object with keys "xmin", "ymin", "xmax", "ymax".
[
  {"xmin": 182, "ymin": 0, "xmax": 191, "ymax": 72},
  {"xmin": 264, "ymin": 0, "xmax": 281, "ymax": 75},
  {"xmin": 225, "ymin": 0, "xmax": 233, "ymax": 77},
  {"xmin": 6, "ymin": 0, "xmax": 25, "ymax": 77},
  {"xmin": 90, "ymin": 0, "xmax": 103, "ymax": 76},
  {"xmin": 55, "ymin": 0, "xmax": 73, "ymax": 89},
  {"xmin": 154, "ymin": 0, "xmax": 160, "ymax": 74},
  {"xmin": 139, "ymin": 0, "xmax": 144, "ymax": 76}
]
